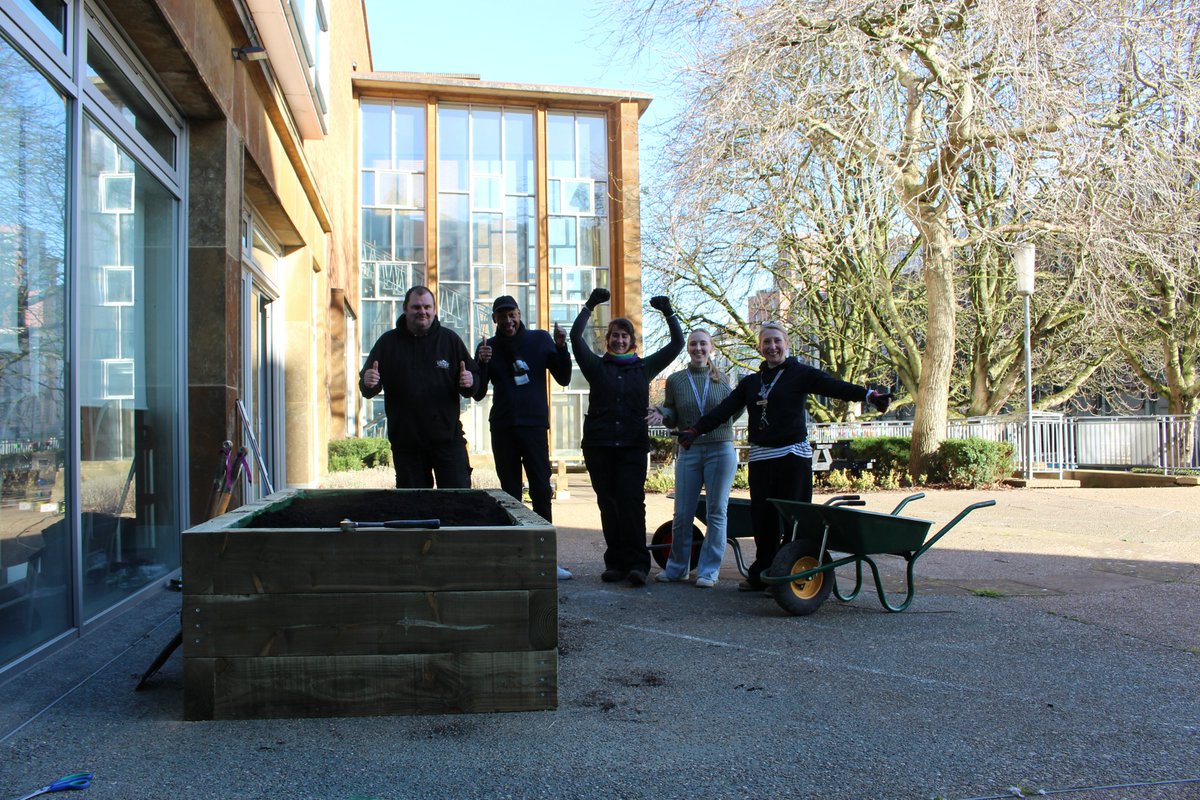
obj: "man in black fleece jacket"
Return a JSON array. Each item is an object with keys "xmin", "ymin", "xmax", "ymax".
[
  {"xmin": 473, "ymin": 295, "xmax": 572, "ymax": 526},
  {"xmin": 359, "ymin": 286, "xmax": 478, "ymax": 488}
]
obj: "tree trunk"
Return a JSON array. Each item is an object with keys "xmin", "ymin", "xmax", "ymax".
[{"xmin": 909, "ymin": 228, "xmax": 956, "ymax": 478}]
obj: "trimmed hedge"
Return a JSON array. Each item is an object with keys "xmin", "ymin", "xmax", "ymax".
[
  {"xmin": 929, "ymin": 438, "xmax": 1015, "ymax": 487},
  {"xmin": 328, "ymin": 437, "xmax": 392, "ymax": 471},
  {"xmin": 838, "ymin": 435, "xmax": 1013, "ymax": 488}
]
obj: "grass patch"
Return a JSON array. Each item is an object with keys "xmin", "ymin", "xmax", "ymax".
[{"xmin": 969, "ymin": 587, "xmax": 1007, "ymax": 598}]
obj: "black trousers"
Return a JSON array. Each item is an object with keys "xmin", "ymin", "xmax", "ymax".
[
  {"xmin": 582, "ymin": 445, "xmax": 650, "ymax": 574},
  {"xmin": 746, "ymin": 453, "xmax": 812, "ymax": 585},
  {"xmin": 491, "ymin": 426, "xmax": 553, "ymax": 522},
  {"xmin": 391, "ymin": 440, "xmax": 471, "ymax": 489}
]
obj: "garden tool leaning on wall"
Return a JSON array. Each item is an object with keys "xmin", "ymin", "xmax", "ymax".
[{"xmin": 136, "ymin": 440, "xmax": 251, "ymax": 690}]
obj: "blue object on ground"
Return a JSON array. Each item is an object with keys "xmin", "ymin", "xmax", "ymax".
[{"xmin": 12, "ymin": 772, "xmax": 92, "ymax": 800}]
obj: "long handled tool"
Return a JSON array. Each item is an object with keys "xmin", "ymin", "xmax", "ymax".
[
  {"xmin": 339, "ymin": 518, "xmax": 441, "ymax": 531},
  {"xmin": 12, "ymin": 772, "xmax": 92, "ymax": 800}
]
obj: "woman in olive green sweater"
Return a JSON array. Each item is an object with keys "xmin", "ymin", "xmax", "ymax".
[{"xmin": 647, "ymin": 329, "xmax": 737, "ymax": 588}]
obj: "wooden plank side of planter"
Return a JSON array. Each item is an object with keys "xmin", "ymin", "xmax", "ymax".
[
  {"xmin": 183, "ymin": 650, "xmax": 558, "ymax": 719},
  {"xmin": 182, "ymin": 527, "xmax": 556, "ymax": 594},
  {"xmin": 181, "ymin": 589, "xmax": 558, "ymax": 657}
]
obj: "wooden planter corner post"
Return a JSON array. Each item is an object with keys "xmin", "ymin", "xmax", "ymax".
[{"xmin": 181, "ymin": 489, "xmax": 557, "ymax": 720}]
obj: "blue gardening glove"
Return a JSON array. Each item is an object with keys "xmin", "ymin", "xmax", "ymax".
[
  {"xmin": 676, "ymin": 428, "xmax": 698, "ymax": 450},
  {"xmin": 649, "ymin": 295, "xmax": 673, "ymax": 316},
  {"xmin": 866, "ymin": 390, "xmax": 893, "ymax": 413},
  {"xmin": 585, "ymin": 287, "xmax": 610, "ymax": 310}
]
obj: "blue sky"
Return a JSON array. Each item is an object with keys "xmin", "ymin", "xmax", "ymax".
[{"xmin": 360, "ymin": 0, "xmax": 679, "ymax": 162}]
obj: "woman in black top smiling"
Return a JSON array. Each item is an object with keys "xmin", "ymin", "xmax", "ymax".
[
  {"xmin": 571, "ymin": 288, "xmax": 684, "ymax": 586},
  {"xmin": 679, "ymin": 322, "xmax": 892, "ymax": 591}
]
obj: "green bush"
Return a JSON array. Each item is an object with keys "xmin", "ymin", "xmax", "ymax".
[
  {"xmin": 644, "ymin": 465, "xmax": 675, "ymax": 493},
  {"xmin": 846, "ymin": 436, "xmax": 911, "ymax": 475},
  {"xmin": 328, "ymin": 437, "xmax": 392, "ymax": 471},
  {"xmin": 732, "ymin": 465, "xmax": 750, "ymax": 490},
  {"xmin": 929, "ymin": 438, "xmax": 1014, "ymax": 487},
  {"xmin": 649, "ymin": 435, "xmax": 676, "ymax": 465}
]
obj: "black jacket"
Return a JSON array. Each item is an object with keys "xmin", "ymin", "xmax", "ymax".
[
  {"xmin": 570, "ymin": 307, "xmax": 684, "ymax": 449},
  {"xmin": 472, "ymin": 324, "xmax": 572, "ymax": 429},
  {"xmin": 693, "ymin": 357, "xmax": 868, "ymax": 447},
  {"xmin": 359, "ymin": 316, "xmax": 477, "ymax": 447}
]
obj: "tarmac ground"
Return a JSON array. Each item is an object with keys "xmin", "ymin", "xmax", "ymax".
[{"xmin": 2, "ymin": 482, "xmax": 1198, "ymax": 800}]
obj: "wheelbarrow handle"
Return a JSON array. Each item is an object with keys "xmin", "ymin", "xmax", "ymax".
[
  {"xmin": 824, "ymin": 494, "xmax": 861, "ymax": 505},
  {"xmin": 889, "ymin": 492, "xmax": 925, "ymax": 516},
  {"xmin": 916, "ymin": 499, "xmax": 997, "ymax": 558}
]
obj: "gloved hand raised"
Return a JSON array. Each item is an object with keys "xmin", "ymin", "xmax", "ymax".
[
  {"xmin": 866, "ymin": 390, "xmax": 893, "ymax": 413},
  {"xmin": 585, "ymin": 287, "xmax": 610, "ymax": 310},
  {"xmin": 649, "ymin": 295, "xmax": 673, "ymax": 316},
  {"xmin": 676, "ymin": 428, "xmax": 698, "ymax": 450}
]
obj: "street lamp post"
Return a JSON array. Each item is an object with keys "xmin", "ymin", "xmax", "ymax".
[{"xmin": 1013, "ymin": 244, "xmax": 1036, "ymax": 481}]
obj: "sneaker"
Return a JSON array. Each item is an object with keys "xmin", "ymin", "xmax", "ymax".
[
  {"xmin": 556, "ymin": 565, "xmax": 573, "ymax": 581},
  {"xmin": 737, "ymin": 579, "xmax": 766, "ymax": 592},
  {"xmin": 627, "ymin": 569, "xmax": 648, "ymax": 586},
  {"xmin": 695, "ymin": 577, "xmax": 716, "ymax": 588},
  {"xmin": 654, "ymin": 572, "xmax": 686, "ymax": 583},
  {"xmin": 601, "ymin": 568, "xmax": 626, "ymax": 583}
]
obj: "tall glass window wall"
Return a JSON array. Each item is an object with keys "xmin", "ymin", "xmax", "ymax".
[
  {"xmin": 359, "ymin": 100, "xmax": 426, "ymax": 434},
  {"xmin": 547, "ymin": 111, "xmax": 609, "ymax": 456},
  {"xmin": 357, "ymin": 100, "xmax": 607, "ymax": 456},
  {"xmin": 436, "ymin": 105, "xmax": 536, "ymax": 346},
  {"xmin": 1, "ymin": 1, "xmax": 184, "ymax": 670},
  {"xmin": 0, "ymin": 32, "xmax": 70, "ymax": 664}
]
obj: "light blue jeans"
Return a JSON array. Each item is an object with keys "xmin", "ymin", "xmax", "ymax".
[{"xmin": 664, "ymin": 440, "xmax": 738, "ymax": 582}]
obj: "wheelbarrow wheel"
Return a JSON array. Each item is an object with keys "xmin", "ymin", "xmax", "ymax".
[
  {"xmin": 649, "ymin": 521, "xmax": 705, "ymax": 570},
  {"xmin": 767, "ymin": 538, "xmax": 833, "ymax": 616}
]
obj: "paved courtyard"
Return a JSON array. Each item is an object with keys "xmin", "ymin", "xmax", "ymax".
[{"xmin": 2, "ymin": 482, "xmax": 1198, "ymax": 799}]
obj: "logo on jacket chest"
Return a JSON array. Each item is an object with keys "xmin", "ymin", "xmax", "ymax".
[{"xmin": 436, "ymin": 359, "xmax": 450, "ymax": 370}]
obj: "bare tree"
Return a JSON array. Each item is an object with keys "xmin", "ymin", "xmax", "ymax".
[{"xmin": 613, "ymin": 0, "xmax": 1198, "ymax": 474}]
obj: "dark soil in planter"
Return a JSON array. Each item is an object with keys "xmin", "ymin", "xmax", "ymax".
[{"xmin": 243, "ymin": 489, "xmax": 513, "ymax": 528}]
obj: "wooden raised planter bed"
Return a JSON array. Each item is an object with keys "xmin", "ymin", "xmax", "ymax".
[{"xmin": 181, "ymin": 488, "xmax": 557, "ymax": 720}]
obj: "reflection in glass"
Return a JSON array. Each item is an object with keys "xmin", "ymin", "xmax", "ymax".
[
  {"xmin": 0, "ymin": 36, "xmax": 70, "ymax": 663},
  {"xmin": 547, "ymin": 112, "xmax": 576, "ymax": 178},
  {"xmin": 86, "ymin": 36, "xmax": 175, "ymax": 165},
  {"xmin": 470, "ymin": 109, "xmax": 501, "ymax": 176},
  {"xmin": 393, "ymin": 210, "xmax": 424, "ymax": 263},
  {"xmin": 504, "ymin": 111, "xmax": 534, "ymax": 194},
  {"xmin": 438, "ymin": 107, "xmax": 468, "ymax": 192},
  {"xmin": 392, "ymin": 104, "xmax": 425, "ymax": 174},
  {"xmin": 14, "ymin": 0, "xmax": 67, "ymax": 51},
  {"xmin": 79, "ymin": 116, "xmax": 180, "ymax": 620},
  {"xmin": 360, "ymin": 101, "xmax": 391, "ymax": 169},
  {"xmin": 578, "ymin": 114, "xmax": 608, "ymax": 181},
  {"xmin": 438, "ymin": 194, "xmax": 469, "ymax": 283}
]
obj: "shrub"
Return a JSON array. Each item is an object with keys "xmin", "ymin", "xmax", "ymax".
[
  {"xmin": 644, "ymin": 465, "xmax": 675, "ymax": 493},
  {"xmin": 732, "ymin": 465, "xmax": 749, "ymax": 490},
  {"xmin": 822, "ymin": 469, "xmax": 853, "ymax": 491},
  {"xmin": 328, "ymin": 437, "xmax": 392, "ymax": 472},
  {"xmin": 649, "ymin": 435, "xmax": 676, "ymax": 465},
  {"xmin": 930, "ymin": 438, "xmax": 1014, "ymax": 487},
  {"xmin": 846, "ymin": 436, "xmax": 911, "ymax": 475}
]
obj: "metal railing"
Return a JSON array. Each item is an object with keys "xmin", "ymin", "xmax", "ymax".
[
  {"xmin": 806, "ymin": 413, "xmax": 1199, "ymax": 475},
  {"xmin": 650, "ymin": 413, "xmax": 1199, "ymax": 475}
]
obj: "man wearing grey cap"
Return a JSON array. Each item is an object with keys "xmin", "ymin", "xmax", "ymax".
[{"xmin": 473, "ymin": 296, "xmax": 573, "ymax": 578}]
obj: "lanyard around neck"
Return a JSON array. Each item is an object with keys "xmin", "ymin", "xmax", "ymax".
[{"xmin": 687, "ymin": 368, "xmax": 710, "ymax": 412}]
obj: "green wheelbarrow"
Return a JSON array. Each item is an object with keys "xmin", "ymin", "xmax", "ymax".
[
  {"xmin": 650, "ymin": 493, "xmax": 868, "ymax": 577},
  {"xmin": 762, "ymin": 493, "xmax": 996, "ymax": 615}
]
